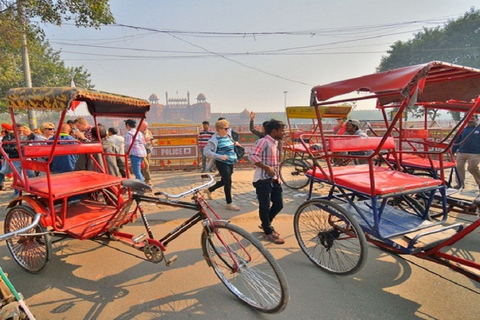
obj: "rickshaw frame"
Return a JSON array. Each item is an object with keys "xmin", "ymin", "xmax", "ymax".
[
  {"xmin": 293, "ymin": 61, "xmax": 480, "ymax": 281},
  {"xmin": 0, "ymin": 87, "xmax": 289, "ymax": 313}
]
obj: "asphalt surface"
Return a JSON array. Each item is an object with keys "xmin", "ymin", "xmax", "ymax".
[{"xmin": 0, "ymin": 167, "xmax": 479, "ymax": 319}]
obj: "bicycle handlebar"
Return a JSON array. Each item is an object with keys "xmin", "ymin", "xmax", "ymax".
[
  {"xmin": 0, "ymin": 213, "xmax": 42, "ymax": 242},
  {"xmin": 154, "ymin": 174, "xmax": 215, "ymax": 199}
]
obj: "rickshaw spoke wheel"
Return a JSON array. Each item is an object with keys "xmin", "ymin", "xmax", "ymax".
[
  {"xmin": 4, "ymin": 205, "xmax": 51, "ymax": 273},
  {"xmin": 279, "ymin": 158, "xmax": 310, "ymax": 189},
  {"xmin": 294, "ymin": 199, "xmax": 367, "ymax": 275}
]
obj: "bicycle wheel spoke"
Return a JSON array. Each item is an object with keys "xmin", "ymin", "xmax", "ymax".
[{"xmin": 202, "ymin": 223, "xmax": 288, "ymax": 313}]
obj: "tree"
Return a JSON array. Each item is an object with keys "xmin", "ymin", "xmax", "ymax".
[
  {"xmin": 0, "ymin": 1, "xmax": 115, "ymax": 112},
  {"xmin": 377, "ymin": 8, "xmax": 480, "ymax": 121},
  {"xmin": 0, "ymin": 13, "xmax": 93, "ymax": 111}
]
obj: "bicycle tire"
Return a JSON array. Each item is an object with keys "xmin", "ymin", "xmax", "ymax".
[
  {"xmin": 279, "ymin": 158, "xmax": 310, "ymax": 189},
  {"xmin": 201, "ymin": 221, "xmax": 289, "ymax": 313},
  {"xmin": 294, "ymin": 199, "xmax": 367, "ymax": 275},
  {"xmin": 4, "ymin": 205, "xmax": 51, "ymax": 273},
  {"xmin": 388, "ymin": 194, "xmax": 426, "ymax": 218}
]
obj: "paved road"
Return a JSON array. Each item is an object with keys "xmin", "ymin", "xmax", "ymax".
[{"xmin": 0, "ymin": 168, "xmax": 479, "ymax": 319}]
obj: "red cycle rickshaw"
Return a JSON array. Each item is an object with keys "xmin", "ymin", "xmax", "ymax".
[
  {"xmin": 1, "ymin": 87, "xmax": 288, "ymax": 313},
  {"xmin": 293, "ymin": 61, "xmax": 480, "ymax": 282}
]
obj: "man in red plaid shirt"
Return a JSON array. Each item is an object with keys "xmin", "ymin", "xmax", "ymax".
[{"xmin": 249, "ymin": 119, "xmax": 286, "ymax": 244}]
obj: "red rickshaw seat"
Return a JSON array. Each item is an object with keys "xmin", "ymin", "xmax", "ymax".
[
  {"xmin": 307, "ymin": 166, "xmax": 441, "ymax": 196},
  {"xmin": 25, "ymin": 171, "xmax": 124, "ymax": 198},
  {"xmin": 399, "ymin": 154, "xmax": 456, "ymax": 169}
]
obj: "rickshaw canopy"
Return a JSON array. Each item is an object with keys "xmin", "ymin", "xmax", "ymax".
[
  {"xmin": 7, "ymin": 87, "xmax": 150, "ymax": 117},
  {"xmin": 310, "ymin": 61, "xmax": 480, "ymax": 108},
  {"xmin": 286, "ymin": 105, "xmax": 352, "ymax": 119}
]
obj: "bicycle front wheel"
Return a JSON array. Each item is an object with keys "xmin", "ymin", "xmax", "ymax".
[
  {"xmin": 294, "ymin": 199, "xmax": 367, "ymax": 275},
  {"xmin": 201, "ymin": 222, "xmax": 289, "ymax": 313},
  {"xmin": 279, "ymin": 158, "xmax": 310, "ymax": 189}
]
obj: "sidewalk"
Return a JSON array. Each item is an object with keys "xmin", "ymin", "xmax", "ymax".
[{"xmin": 0, "ymin": 167, "xmax": 479, "ymax": 319}]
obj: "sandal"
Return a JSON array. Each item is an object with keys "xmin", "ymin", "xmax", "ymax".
[
  {"xmin": 258, "ymin": 225, "xmax": 280, "ymax": 236},
  {"xmin": 263, "ymin": 233, "xmax": 285, "ymax": 245}
]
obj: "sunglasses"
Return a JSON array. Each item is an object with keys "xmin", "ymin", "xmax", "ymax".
[
  {"xmin": 222, "ymin": 127, "xmax": 230, "ymax": 130},
  {"xmin": 45, "ymin": 128, "xmax": 55, "ymax": 131}
]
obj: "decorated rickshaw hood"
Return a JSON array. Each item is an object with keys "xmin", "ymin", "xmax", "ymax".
[
  {"xmin": 6, "ymin": 87, "xmax": 150, "ymax": 116},
  {"xmin": 310, "ymin": 61, "xmax": 480, "ymax": 107}
]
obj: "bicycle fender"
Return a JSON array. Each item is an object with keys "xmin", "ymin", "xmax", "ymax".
[{"xmin": 7, "ymin": 196, "xmax": 52, "ymax": 227}]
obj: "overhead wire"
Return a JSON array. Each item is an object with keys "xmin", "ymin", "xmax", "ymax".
[{"xmin": 47, "ymin": 14, "xmax": 465, "ymax": 85}]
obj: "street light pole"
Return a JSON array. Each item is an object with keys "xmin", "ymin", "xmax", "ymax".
[{"xmin": 283, "ymin": 91, "xmax": 288, "ymax": 109}]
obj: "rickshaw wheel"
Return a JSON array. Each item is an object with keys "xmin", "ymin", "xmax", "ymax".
[
  {"xmin": 294, "ymin": 199, "xmax": 367, "ymax": 275},
  {"xmin": 4, "ymin": 205, "xmax": 51, "ymax": 273},
  {"xmin": 387, "ymin": 195, "xmax": 426, "ymax": 218},
  {"xmin": 279, "ymin": 158, "xmax": 310, "ymax": 189},
  {"xmin": 89, "ymin": 188, "xmax": 118, "ymax": 206}
]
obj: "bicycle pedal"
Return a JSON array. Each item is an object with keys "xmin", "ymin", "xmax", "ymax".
[
  {"xmin": 132, "ymin": 233, "xmax": 146, "ymax": 244},
  {"xmin": 165, "ymin": 255, "xmax": 178, "ymax": 267}
]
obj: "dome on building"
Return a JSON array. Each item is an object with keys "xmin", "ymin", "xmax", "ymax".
[
  {"xmin": 240, "ymin": 108, "xmax": 250, "ymax": 116},
  {"xmin": 149, "ymin": 93, "xmax": 159, "ymax": 101},
  {"xmin": 197, "ymin": 93, "xmax": 206, "ymax": 100}
]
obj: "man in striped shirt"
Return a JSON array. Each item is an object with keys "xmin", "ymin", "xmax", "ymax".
[
  {"xmin": 249, "ymin": 119, "xmax": 286, "ymax": 244},
  {"xmin": 198, "ymin": 121, "xmax": 215, "ymax": 172}
]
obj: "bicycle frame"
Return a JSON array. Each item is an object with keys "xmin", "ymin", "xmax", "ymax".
[{"xmin": 109, "ymin": 176, "xmax": 249, "ymax": 271}]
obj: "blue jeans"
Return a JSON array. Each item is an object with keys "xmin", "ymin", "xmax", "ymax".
[
  {"xmin": 209, "ymin": 160, "xmax": 234, "ymax": 204},
  {"xmin": 130, "ymin": 155, "xmax": 144, "ymax": 182},
  {"xmin": 253, "ymin": 179, "xmax": 283, "ymax": 235},
  {"xmin": 0, "ymin": 161, "xmax": 35, "ymax": 196}
]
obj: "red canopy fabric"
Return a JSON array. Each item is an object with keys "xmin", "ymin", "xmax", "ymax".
[{"xmin": 311, "ymin": 61, "xmax": 480, "ymax": 106}]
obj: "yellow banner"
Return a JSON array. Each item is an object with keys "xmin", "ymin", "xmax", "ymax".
[
  {"xmin": 157, "ymin": 136, "xmax": 197, "ymax": 146},
  {"xmin": 286, "ymin": 105, "xmax": 351, "ymax": 119},
  {"xmin": 286, "ymin": 106, "xmax": 318, "ymax": 119}
]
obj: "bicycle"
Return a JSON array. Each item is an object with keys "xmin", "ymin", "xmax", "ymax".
[{"xmin": 117, "ymin": 175, "xmax": 289, "ymax": 313}]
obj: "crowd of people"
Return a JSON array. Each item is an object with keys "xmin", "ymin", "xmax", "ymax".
[
  {"xmin": 0, "ymin": 117, "xmax": 153, "ymax": 196},
  {"xmin": 1, "ymin": 113, "xmax": 480, "ymax": 245}
]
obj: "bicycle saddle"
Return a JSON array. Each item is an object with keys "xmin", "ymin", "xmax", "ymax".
[{"xmin": 122, "ymin": 179, "xmax": 153, "ymax": 192}]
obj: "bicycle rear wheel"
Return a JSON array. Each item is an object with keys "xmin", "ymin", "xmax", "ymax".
[
  {"xmin": 201, "ymin": 221, "xmax": 289, "ymax": 313},
  {"xmin": 294, "ymin": 199, "xmax": 367, "ymax": 275},
  {"xmin": 4, "ymin": 205, "xmax": 51, "ymax": 273},
  {"xmin": 279, "ymin": 158, "xmax": 310, "ymax": 189}
]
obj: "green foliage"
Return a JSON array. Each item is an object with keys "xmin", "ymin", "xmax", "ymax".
[
  {"xmin": 378, "ymin": 8, "xmax": 480, "ymax": 72},
  {"xmin": 0, "ymin": 1, "xmax": 114, "ymax": 112},
  {"xmin": 0, "ymin": 23, "xmax": 94, "ymax": 111},
  {"xmin": 377, "ymin": 8, "xmax": 480, "ymax": 121},
  {"xmin": 24, "ymin": 0, "xmax": 114, "ymax": 29}
]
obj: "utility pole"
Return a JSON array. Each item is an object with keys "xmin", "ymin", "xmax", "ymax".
[
  {"xmin": 17, "ymin": 0, "xmax": 36, "ymax": 129},
  {"xmin": 283, "ymin": 91, "xmax": 288, "ymax": 109}
]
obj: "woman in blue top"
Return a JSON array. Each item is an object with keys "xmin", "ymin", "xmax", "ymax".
[{"xmin": 203, "ymin": 120, "xmax": 240, "ymax": 211}]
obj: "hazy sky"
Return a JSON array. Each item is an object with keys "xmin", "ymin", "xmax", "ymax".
[{"xmin": 43, "ymin": 0, "xmax": 478, "ymax": 113}]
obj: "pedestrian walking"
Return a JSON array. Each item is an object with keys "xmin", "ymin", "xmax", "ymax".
[
  {"xmin": 125, "ymin": 119, "xmax": 147, "ymax": 182},
  {"xmin": 452, "ymin": 115, "xmax": 480, "ymax": 191},
  {"xmin": 203, "ymin": 119, "xmax": 240, "ymax": 211},
  {"xmin": 249, "ymin": 119, "xmax": 286, "ymax": 244},
  {"xmin": 198, "ymin": 120, "xmax": 215, "ymax": 172}
]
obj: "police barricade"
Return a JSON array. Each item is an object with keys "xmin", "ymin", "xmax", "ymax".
[{"xmin": 149, "ymin": 125, "xmax": 257, "ymax": 170}]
